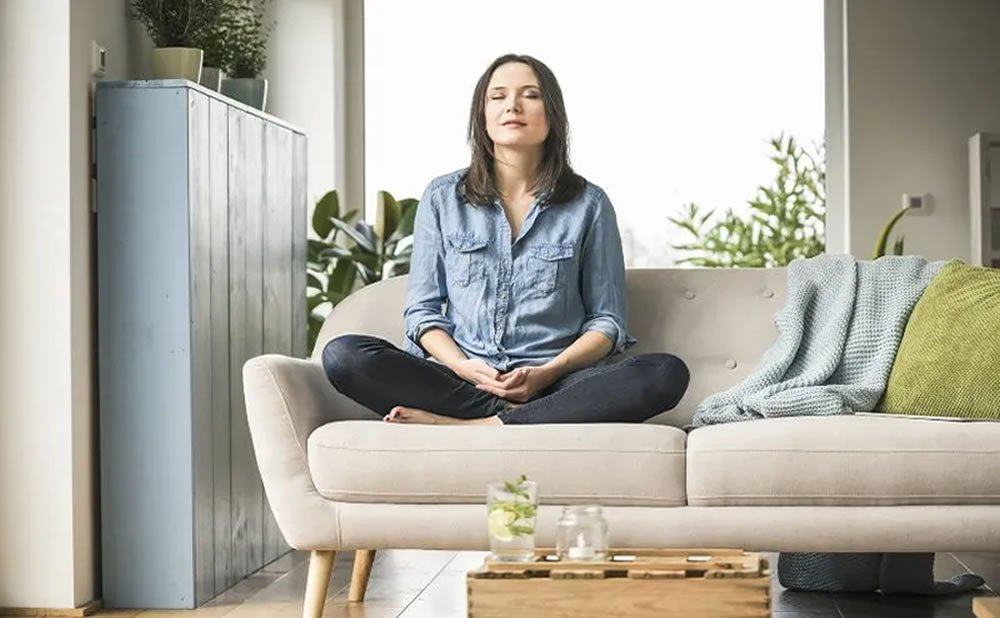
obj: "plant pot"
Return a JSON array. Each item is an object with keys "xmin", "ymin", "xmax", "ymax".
[
  {"xmin": 221, "ymin": 78, "xmax": 268, "ymax": 111},
  {"xmin": 199, "ymin": 67, "xmax": 227, "ymax": 91},
  {"xmin": 151, "ymin": 47, "xmax": 204, "ymax": 82}
]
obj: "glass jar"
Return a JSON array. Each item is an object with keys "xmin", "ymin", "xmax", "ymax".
[{"xmin": 555, "ymin": 505, "xmax": 609, "ymax": 561}]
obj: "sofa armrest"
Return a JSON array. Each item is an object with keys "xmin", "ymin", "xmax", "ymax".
[{"xmin": 242, "ymin": 354, "xmax": 380, "ymax": 549}]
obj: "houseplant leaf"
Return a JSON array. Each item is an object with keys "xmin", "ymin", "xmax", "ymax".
[
  {"xmin": 375, "ymin": 191, "xmax": 402, "ymax": 241},
  {"xmin": 872, "ymin": 207, "xmax": 910, "ymax": 259},
  {"xmin": 330, "ymin": 218, "xmax": 376, "ymax": 253},
  {"xmin": 312, "ymin": 190, "xmax": 339, "ymax": 238}
]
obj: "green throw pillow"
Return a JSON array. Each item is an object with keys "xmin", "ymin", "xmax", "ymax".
[{"xmin": 877, "ymin": 259, "xmax": 1000, "ymax": 419}]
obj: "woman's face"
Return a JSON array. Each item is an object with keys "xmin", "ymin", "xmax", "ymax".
[{"xmin": 484, "ymin": 62, "xmax": 549, "ymax": 151}]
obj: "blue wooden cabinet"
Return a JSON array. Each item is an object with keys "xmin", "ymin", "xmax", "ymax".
[{"xmin": 96, "ymin": 80, "xmax": 307, "ymax": 609}]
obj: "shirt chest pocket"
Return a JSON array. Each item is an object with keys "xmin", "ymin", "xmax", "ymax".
[
  {"xmin": 445, "ymin": 234, "xmax": 489, "ymax": 287},
  {"xmin": 525, "ymin": 243, "xmax": 575, "ymax": 295}
]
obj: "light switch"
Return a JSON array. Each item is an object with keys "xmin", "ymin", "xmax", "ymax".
[{"xmin": 902, "ymin": 193, "xmax": 932, "ymax": 216}]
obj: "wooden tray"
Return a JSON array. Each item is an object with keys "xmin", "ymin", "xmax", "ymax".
[{"xmin": 467, "ymin": 548, "xmax": 771, "ymax": 618}]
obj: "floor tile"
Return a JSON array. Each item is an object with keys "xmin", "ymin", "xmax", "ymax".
[
  {"xmin": 772, "ymin": 588, "xmax": 840, "ymax": 613},
  {"xmin": 134, "ymin": 607, "xmax": 237, "ymax": 617},
  {"xmin": 954, "ymin": 553, "xmax": 1000, "ymax": 593},
  {"xmin": 832, "ymin": 591, "xmax": 983, "ymax": 618},
  {"xmin": 398, "ymin": 572, "xmax": 466, "ymax": 617}
]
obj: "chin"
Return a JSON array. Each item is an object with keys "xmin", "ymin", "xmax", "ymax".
[{"xmin": 491, "ymin": 137, "xmax": 545, "ymax": 149}]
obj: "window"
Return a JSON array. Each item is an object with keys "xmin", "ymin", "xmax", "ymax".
[{"xmin": 365, "ymin": 0, "xmax": 824, "ymax": 266}]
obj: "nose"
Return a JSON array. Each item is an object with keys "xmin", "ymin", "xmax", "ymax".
[{"xmin": 506, "ymin": 97, "xmax": 521, "ymax": 114}]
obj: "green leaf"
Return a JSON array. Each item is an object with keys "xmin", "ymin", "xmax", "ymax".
[
  {"xmin": 331, "ymin": 219, "xmax": 377, "ymax": 253},
  {"xmin": 390, "ymin": 201, "xmax": 419, "ymax": 242},
  {"xmin": 341, "ymin": 208, "xmax": 361, "ymax": 223},
  {"xmin": 375, "ymin": 191, "xmax": 402, "ymax": 241},
  {"xmin": 307, "ymin": 273, "xmax": 323, "ymax": 291},
  {"xmin": 328, "ymin": 259, "xmax": 356, "ymax": 295},
  {"xmin": 320, "ymin": 246, "xmax": 354, "ymax": 260},
  {"xmin": 893, "ymin": 235, "xmax": 905, "ymax": 255},
  {"xmin": 312, "ymin": 190, "xmax": 339, "ymax": 238},
  {"xmin": 308, "ymin": 239, "xmax": 329, "ymax": 263},
  {"xmin": 307, "ymin": 293, "xmax": 327, "ymax": 312},
  {"xmin": 354, "ymin": 261, "xmax": 377, "ymax": 285},
  {"xmin": 873, "ymin": 207, "xmax": 909, "ymax": 259}
]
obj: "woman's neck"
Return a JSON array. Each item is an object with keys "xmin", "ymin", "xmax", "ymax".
[{"xmin": 493, "ymin": 146, "xmax": 542, "ymax": 199}]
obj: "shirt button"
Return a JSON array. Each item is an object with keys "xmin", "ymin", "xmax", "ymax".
[{"xmin": 724, "ymin": 359, "xmax": 737, "ymax": 369}]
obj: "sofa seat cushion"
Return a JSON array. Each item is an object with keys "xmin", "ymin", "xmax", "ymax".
[
  {"xmin": 687, "ymin": 415, "xmax": 1000, "ymax": 506},
  {"xmin": 308, "ymin": 421, "xmax": 687, "ymax": 506}
]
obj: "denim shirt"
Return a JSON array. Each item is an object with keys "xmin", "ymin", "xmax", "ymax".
[{"xmin": 402, "ymin": 169, "xmax": 637, "ymax": 372}]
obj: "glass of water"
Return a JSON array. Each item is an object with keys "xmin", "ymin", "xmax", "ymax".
[{"xmin": 487, "ymin": 476, "xmax": 538, "ymax": 562}]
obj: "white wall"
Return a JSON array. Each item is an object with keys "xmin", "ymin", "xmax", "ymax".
[
  {"xmin": 0, "ymin": 0, "xmax": 129, "ymax": 608},
  {"xmin": 264, "ymin": 0, "xmax": 339, "ymax": 208},
  {"xmin": 0, "ymin": 0, "xmax": 76, "ymax": 608},
  {"xmin": 845, "ymin": 0, "xmax": 1000, "ymax": 261}
]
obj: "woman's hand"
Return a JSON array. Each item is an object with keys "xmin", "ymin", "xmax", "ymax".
[
  {"xmin": 450, "ymin": 358, "xmax": 507, "ymax": 388},
  {"xmin": 475, "ymin": 366, "xmax": 558, "ymax": 403}
]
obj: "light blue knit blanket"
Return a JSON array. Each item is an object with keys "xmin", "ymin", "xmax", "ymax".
[{"xmin": 691, "ymin": 254, "xmax": 945, "ymax": 427}]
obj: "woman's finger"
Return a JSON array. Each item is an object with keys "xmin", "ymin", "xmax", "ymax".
[
  {"xmin": 475, "ymin": 374, "xmax": 507, "ymax": 389},
  {"xmin": 477, "ymin": 383, "xmax": 510, "ymax": 398}
]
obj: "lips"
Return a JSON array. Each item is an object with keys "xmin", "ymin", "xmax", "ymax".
[{"xmin": 502, "ymin": 120, "xmax": 526, "ymax": 127}]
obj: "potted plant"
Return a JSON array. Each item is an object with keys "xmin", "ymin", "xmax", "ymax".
[
  {"xmin": 220, "ymin": 0, "xmax": 273, "ymax": 110},
  {"xmin": 131, "ymin": 0, "xmax": 227, "ymax": 82},
  {"xmin": 193, "ymin": 1, "xmax": 239, "ymax": 91}
]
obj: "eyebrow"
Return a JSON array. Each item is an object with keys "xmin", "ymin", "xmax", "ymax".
[{"xmin": 488, "ymin": 85, "xmax": 540, "ymax": 92}]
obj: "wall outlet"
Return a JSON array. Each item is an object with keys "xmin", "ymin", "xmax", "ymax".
[
  {"xmin": 92, "ymin": 41, "xmax": 107, "ymax": 79},
  {"xmin": 902, "ymin": 192, "xmax": 932, "ymax": 215}
]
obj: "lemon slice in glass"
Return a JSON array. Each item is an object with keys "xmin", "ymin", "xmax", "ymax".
[{"xmin": 487, "ymin": 508, "xmax": 516, "ymax": 542}]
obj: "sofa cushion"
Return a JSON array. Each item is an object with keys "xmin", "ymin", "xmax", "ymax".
[
  {"xmin": 687, "ymin": 415, "xmax": 1000, "ymax": 506},
  {"xmin": 877, "ymin": 260, "xmax": 1000, "ymax": 419},
  {"xmin": 308, "ymin": 421, "xmax": 687, "ymax": 506}
]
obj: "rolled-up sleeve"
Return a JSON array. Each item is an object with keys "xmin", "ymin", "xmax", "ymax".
[
  {"xmin": 579, "ymin": 191, "xmax": 638, "ymax": 355},
  {"xmin": 402, "ymin": 184, "xmax": 456, "ymax": 355}
]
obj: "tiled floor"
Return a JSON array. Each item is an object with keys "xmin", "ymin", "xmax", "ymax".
[{"xmin": 65, "ymin": 550, "xmax": 999, "ymax": 618}]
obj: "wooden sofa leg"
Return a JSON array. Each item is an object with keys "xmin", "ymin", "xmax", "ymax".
[
  {"xmin": 348, "ymin": 549, "xmax": 376, "ymax": 602},
  {"xmin": 302, "ymin": 550, "xmax": 336, "ymax": 618}
]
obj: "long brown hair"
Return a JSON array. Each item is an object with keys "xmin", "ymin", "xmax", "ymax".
[{"xmin": 462, "ymin": 54, "xmax": 585, "ymax": 207}]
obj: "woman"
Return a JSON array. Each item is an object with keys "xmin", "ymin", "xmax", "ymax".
[{"xmin": 322, "ymin": 53, "xmax": 689, "ymax": 425}]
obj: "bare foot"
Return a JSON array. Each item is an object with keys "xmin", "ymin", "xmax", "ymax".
[{"xmin": 384, "ymin": 406, "xmax": 502, "ymax": 425}]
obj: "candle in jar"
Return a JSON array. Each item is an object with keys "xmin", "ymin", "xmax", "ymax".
[{"xmin": 568, "ymin": 545, "xmax": 595, "ymax": 560}]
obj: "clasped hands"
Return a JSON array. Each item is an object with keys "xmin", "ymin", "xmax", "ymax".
[{"xmin": 450, "ymin": 358, "xmax": 558, "ymax": 403}]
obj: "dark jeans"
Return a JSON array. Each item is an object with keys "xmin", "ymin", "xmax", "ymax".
[{"xmin": 321, "ymin": 334, "xmax": 690, "ymax": 425}]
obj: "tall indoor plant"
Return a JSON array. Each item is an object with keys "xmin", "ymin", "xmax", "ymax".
[
  {"xmin": 307, "ymin": 190, "xmax": 418, "ymax": 351},
  {"xmin": 131, "ymin": 0, "xmax": 227, "ymax": 82},
  {"xmin": 220, "ymin": 0, "xmax": 273, "ymax": 110}
]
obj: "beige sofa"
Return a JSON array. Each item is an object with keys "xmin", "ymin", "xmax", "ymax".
[{"xmin": 243, "ymin": 268, "xmax": 1000, "ymax": 617}]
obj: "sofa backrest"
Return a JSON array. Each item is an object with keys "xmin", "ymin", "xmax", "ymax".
[{"xmin": 312, "ymin": 268, "xmax": 786, "ymax": 427}]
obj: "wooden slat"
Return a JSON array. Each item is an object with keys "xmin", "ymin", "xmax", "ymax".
[
  {"xmin": 261, "ymin": 122, "xmax": 293, "ymax": 563},
  {"xmin": 291, "ymin": 134, "xmax": 308, "ymax": 359},
  {"xmin": 228, "ymin": 109, "xmax": 265, "ymax": 582},
  {"xmin": 474, "ymin": 549, "xmax": 764, "ymax": 578},
  {"xmin": 208, "ymin": 97, "xmax": 232, "ymax": 597},
  {"xmin": 188, "ymin": 89, "xmax": 215, "ymax": 606},
  {"xmin": 467, "ymin": 578, "xmax": 770, "ymax": 618}
]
